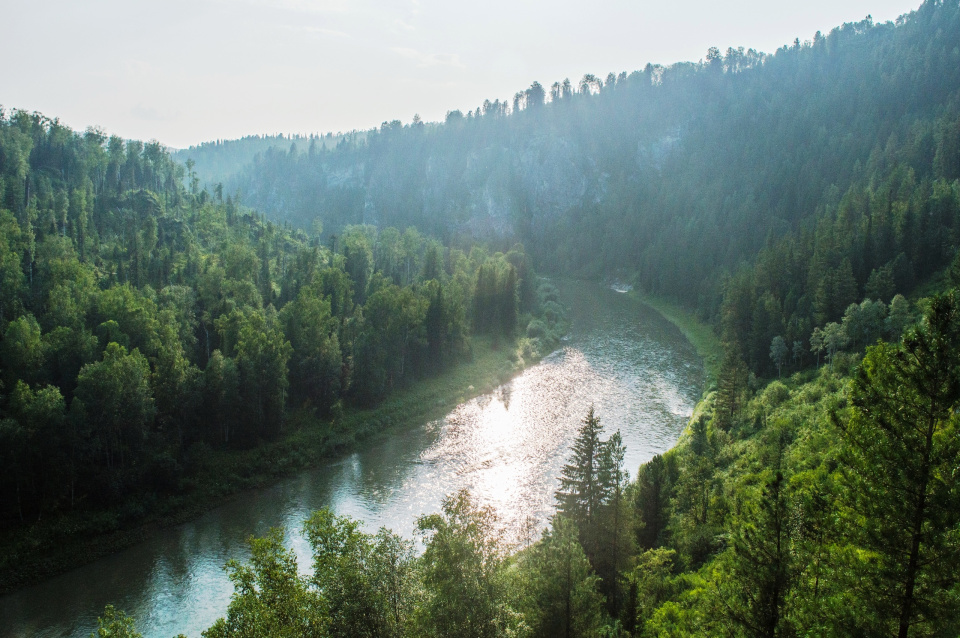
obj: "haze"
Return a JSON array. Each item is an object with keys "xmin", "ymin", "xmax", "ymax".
[{"xmin": 3, "ymin": 0, "xmax": 919, "ymax": 148}]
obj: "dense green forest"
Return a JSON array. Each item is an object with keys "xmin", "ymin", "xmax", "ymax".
[
  {"xmin": 0, "ymin": 110, "xmax": 564, "ymax": 580},
  {"xmin": 91, "ymin": 289, "xmax": 958, "ymax": 637},
  {"xmin": 6, "ymin": 0, "xmax": 960, "ymax": 635},
  {"xmin": 194, "ymin": 0, "xmax": 960, "ymax": 380}
]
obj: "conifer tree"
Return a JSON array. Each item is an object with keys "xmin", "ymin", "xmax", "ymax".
[
  {"xmin": 516, "ymin": 516, "xmax": 604, "ymax": 638},
  {"xmin": 837, "ymin": 291, "xmax": 960, "ymax": 637},
  {"xmin": 717, "ymin": 426, "xmax": 796, "ymax": 638},
  {"xmin": 556, "ymin": 407, "xmax": 607, "ymax": 539}
]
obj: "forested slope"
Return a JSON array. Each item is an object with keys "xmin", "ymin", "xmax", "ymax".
[
  {"xmin": 196, "ymin": 0, "xmax": 960, "ymax": 378},
  {"xmin": 171, "ymin": 132, "xmax": 358, "ymax": 191},
  {"xmin": 90, "ymin": 289, "xmax": 960, "ymax": 637},
  {"xmin": 0, "ymin": 111, "xmax": 563, "ymax": 586}
]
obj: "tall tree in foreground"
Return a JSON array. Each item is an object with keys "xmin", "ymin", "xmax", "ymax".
[
  {"xmin": 202, "ymin": 528, "xmax": 326, "ymax": 638},
  {"xmin": 836, "ymin": 291, "xmax": 960, "ymax": 637},
  {"xmin": 555, "ymin": 408, "xmax": 631, "ymax": 614},
  {"xmin": 556, "ymin": 407, "xmax": 605, "ymax": 536},
  {"xmin": 515, "ymin": 515, "xmax": 604, "ymax": 638},
  {"xmin": 416, "ymin": 490, "xmax": 517, "ymax": 638}
]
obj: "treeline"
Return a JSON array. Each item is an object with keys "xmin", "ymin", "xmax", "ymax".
[
  {"xmin": 172, "ymin": 132, "xmax": 359, "ymax": 190},
  {"xmin": 95, "ymin": 289, "xmax": 959, "ymax": 638},
  {"xmin": 193, "ymin": 0, "xmax": 960, "ymax": 378},
  {"xmin": 0, "ymin": 110, "xmax": 561, "ymax": 530}
]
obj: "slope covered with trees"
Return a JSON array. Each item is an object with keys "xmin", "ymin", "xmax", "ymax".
[
  {"xmin": 0, "ymin": 110, "xmax": 563, "ymax": 587},
  {"xmin": 91, "ymin": 289, "xmax": 960, "ymax": 637},
  {"xmin": 195, "ymin": 0, "xmax": 960, "ymax": 379},
  {"xmin": 171, "ymin": 132, "xmax": 359, "ymax": 193}
]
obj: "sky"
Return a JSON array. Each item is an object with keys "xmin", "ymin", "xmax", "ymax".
[{"xmin": 2, "ymin": 0, "xmax": 923, "ymax": 149}]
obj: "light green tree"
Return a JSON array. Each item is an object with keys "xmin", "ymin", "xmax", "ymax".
[
  {"xmin": 769, "ymin": 336, "xmax": 788, "ymax": 378},
  {"xmin": 303, "ymin": 508, "xmax": 415, "ymax": 637},
  {"xmin": 203, "ymin": 528, "xmax": 327, "ymax": 638},
  {"xmin": 416, "ymin": 490, "xmax": 519, "ymax": 638},
  {"xmin": 90, "ymin": 605, "xmax": 142, "ymax": 638}
]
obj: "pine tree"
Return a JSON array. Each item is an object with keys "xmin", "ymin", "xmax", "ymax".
[
  {"xmin": 556, "ymin": 407, "xmax": 607, "ymax": 538},
  {"xmin": 717, "ymin": 426, "xmax": 796, "ymax": 638},
  {"xmin": 556, "ymin": 407, "xmax": 631, "ymax": 614},
  {"xmin": 837, "ymin": 291, "xmax": 960, "ymax": 637}
]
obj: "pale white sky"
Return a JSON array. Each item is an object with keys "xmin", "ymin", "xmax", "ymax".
[{"xmin": 2, "ymin": 0, "xmax": 921, "ymax": 148}]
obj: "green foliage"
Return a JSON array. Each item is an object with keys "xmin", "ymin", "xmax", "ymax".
[
  {"xmin": 91, "ymin": 605, "xmax": 142, "ymax": 638},
  {"xmin": 303, "ymin": 509, "xmax": 416, "ymax": 637},
  {"xmin": 714, "ymin": 426, "xmax": 798, "ymax": 638},
  {"xmin": 189, "ymin": 1, "xmax": 960, "ymax": 383},
  {"xmin": 556, "ymin": 408, "xmax": 633, "ymax": 614},
  {"xmin": 416, "ymin": 489, "xmax": 519, "ymax": 638},
  {"xmin": 0, "ymin": 108, "xmax": 548, "ymax": 535},
  {"xmin": 834, "ymin": 291, "xmax": 960, "ymax": 636},
  {"xmin": 515, "ymin": 515, "xmax": 605, "ymax": 638},
  {"xmin": 77, "ymin": 293, "xmax": 959, "ymax": 637},
  {"xmin": 12, "ymin": 3, "xmax": 960, "ymax": 631},
  {"xmin": 556, "ymin": 407, "xmax": 608, "ymax": 530},
  {"xmin": 75, "ymin": 343, "xmax": 154, "ymax": 473},
  {"xmin": 617, "ymin": 287, "xmax": 960, "ymax": 637},
  {"xmin": 202, "ymin": 528, "xmax": 327, "ymax": 638},
  {"xmin": 234, "ymin": 307, "xmax": 292, "ymax": 441}
]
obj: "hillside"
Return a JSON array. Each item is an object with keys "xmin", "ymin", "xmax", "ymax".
[
  {"xmin": 0, "ymin": 109, "xmax": 565, "ymax": 589},
  {"xmin": 171, "ymin": 131, "xmax": 361, "ymax": 190},
  {"xmin": 191, "ymin": 0, "xmax": 960, "ymax": 378}
]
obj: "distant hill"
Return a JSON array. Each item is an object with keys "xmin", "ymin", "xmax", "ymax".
[
  {"xmin": 171, "ymin": 131, "xmax": 361, "ymax": 190},
  {"xmin": 187, "ymin": 0, "xmax": 960, "ymax": 376}
]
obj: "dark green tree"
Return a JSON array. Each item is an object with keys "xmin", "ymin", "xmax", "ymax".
[
  {"xmin": 515, "ymin": 515, "xmax": 605, "ymax": 638},
  {"xmin": 836, "ymin": 292, "xmax": 960, "ymax": 637},
  {"xmin": 75, "ymin": 343, "xmax": 154, "ymax": 470}
]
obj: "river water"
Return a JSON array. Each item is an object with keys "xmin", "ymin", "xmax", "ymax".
[{"xmin": 0, "ymin": 281, "xmax": 704, "ymax": 638}]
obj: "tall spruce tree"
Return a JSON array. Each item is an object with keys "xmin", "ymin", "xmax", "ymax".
[{"xmin": 556, "ymin": 407, "xmax": 607, "ymax": 542}]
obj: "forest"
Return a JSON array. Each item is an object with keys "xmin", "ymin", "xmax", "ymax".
[
  {"xmin": 193, "ymin": 0, "xmax": 960, "ymax": 380},
  {"xmin": 5, "ymin": 0, "xmax": 960, "ymax": 636},
  {"xmin": 89, "ymin": 286, "xmax": 959, "ymax": 637},
  {"xmin": 0, "ymin": 109, "xmax": 566, "ymax": 589}
]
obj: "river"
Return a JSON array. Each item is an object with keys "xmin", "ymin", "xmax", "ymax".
[{"xmin": 0, "ymin": 281, "xmax": 705, "ymax": 637}]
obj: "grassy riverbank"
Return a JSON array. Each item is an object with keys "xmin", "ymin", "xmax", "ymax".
[
  {"xmin": 633, "ymin": 292, "xmax": 723, "ymax": 384},
  {"xmin": 0, "ymin": 336, "xmax": 526, "ymax": 594}
]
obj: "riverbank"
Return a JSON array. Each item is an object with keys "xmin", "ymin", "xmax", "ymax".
[
  {"xmin": 0, "ymin": 336, "xmax": 528, "ymax": 594},
  {"xmin": 633, "ymin": 292, "xmax": 723, "ymax": 384}
]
